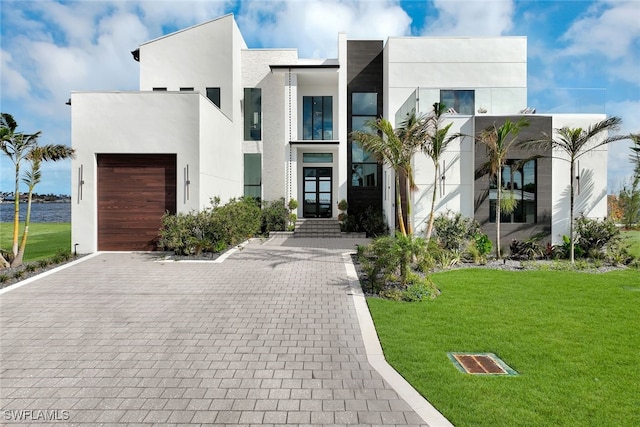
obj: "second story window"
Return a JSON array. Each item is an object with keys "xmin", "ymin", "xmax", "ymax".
[
  {"xmin": 303, "ymin": 96, "xmax": 333, "ymax": 140},
  {"xmin": 244, "ymin": 88, "xmax": 261, "ymax": 141},
  {"xmin": 206, "ymin": 87, "xmax": 221, "ymax": 108},
  {"xmin": 440, "ymin": 90, "xmax": 475, "ymax": 115},
  {"xmin": 351, "ymin": 92, "xmax": 378, "ymax": 187}
]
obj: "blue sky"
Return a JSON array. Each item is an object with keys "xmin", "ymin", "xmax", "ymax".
[{"xmin": 1, "ymin": 0, "xmax": 639, "ymax": 196}]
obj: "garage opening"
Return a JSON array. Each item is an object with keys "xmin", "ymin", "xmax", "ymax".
[{"xmin": 97, "ymin": 154, "xmax": 176, "ymax": 251}]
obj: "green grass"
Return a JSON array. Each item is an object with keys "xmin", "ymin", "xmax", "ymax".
[
  {"xmin": 368, "ymin": 269, "xmax": 640, "ymax": 427},
  {"xmin": 622, "ymin": 229, "xmax": 640, "ymax": 258},
  {"xmin": 0, "ymin": 222, "xmax": 71, "ymax": 262}
]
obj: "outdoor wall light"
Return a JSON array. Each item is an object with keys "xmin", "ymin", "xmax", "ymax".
[
  {"xmin": 184, "ymin": 165, "xmax": 191, "ymax": 203},
  {"xmin": 77, "ymin": 165, "xmax": 84, "ymax": 203},
  {"xmin": 575, "ymin": 160, "xmax": 581, "ymax": 195},
  {"xmin": 440, "ymin": 160, "xmax": 446, "ymax": 197},
  {"xmin": 74, "ymin": 243, "xmax": 79, "ymax": 256}
]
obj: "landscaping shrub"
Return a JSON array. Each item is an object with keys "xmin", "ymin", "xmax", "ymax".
[
  {"xmin": 509, "ymin": 238, "xmax": 544, "ymax": 260},
  {"xmin": 575, "ymin": 216, "xmax": 621, "ymax": 256},
  {"xmin": 261, "ymin": 198, "xmax": 288, "ymax": 234},
  {"xmin": 159, "ymin": 196, "xmax": 261, "ymax": 255},
  {"xmin": 344, "ymin": 206, "xmax": 388, "ymax": 237},
  {"xmin": 432, "ymin": 211, "xmax": 481, "ymax": 252}
]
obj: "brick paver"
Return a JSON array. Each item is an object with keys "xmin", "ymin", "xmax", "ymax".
[{"xmin": 1, "ymin": 237, "xmax": 431, "ymax": 426}]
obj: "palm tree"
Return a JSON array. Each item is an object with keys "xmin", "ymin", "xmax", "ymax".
[
  {"xmin": 477, "ymin": 118, "xmax": 529, "ymax": 258},
  {"xmin": 1, "ymin": 113, "xmax": 41, "ymax": 262},
  {"xmin": 527, "ymin": 117, "xmax": 627, "ymax": 262},
  {"xmin": 352, "ymin": 115, "xmax": 424, "ymax": 236},
  {"xmin": 12, "ymin": 145, "xmax": 75, "ymax": 267},
  {"xmin": 422, "ymin": 103, "xmax": 460, "ymax": 240},
  {"xmin": 1, "ymin": 113, "xmax": 75, "ymax": 267}
]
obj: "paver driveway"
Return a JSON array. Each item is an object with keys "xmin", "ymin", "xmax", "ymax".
[{"xmin": 0, "ymin": 238, "xmax": 447, "ymax": 426}]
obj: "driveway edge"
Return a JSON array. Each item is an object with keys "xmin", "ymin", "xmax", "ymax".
[{"xmin": 342, "ymin": 253, "xmax": 455, "ymax": 427}]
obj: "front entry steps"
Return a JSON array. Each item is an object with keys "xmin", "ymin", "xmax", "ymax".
[
  {"xmin": 294, "ymin": 219, "xmax": 342, "ymax": 238},
  {"xmin": 268, "ymin": 219, "xmax": 367, "ymax": 238}
]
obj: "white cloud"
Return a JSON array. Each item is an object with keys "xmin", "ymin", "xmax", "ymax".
[
  {"xmin": 422, "ymin": 0, "xmax": 515, "ymax": 36},
  {"xmin": 0, "ymin": 50, "xmax": 31, "ymax": 98},
  {"xmin": 237, "ymin": 0, "xmax": 411, "ymax": 57},
  {"xmin": 560, "ymin": 1, "xmax": 640, "ymax": 60},
  {"xmin": 607, "ymin": 99, "xmax": 640, "ymax": 191},
  {"xmin": 557, "ymin": 1, "xmax": 640, "ymax": 88}
]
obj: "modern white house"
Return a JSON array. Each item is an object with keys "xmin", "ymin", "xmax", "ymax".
[{"xmin": 70, "ymin": 14, "xmax": 608, "ymax": 252}]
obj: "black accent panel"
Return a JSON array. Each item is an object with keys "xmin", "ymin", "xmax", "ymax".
[
  {"xmin": 347, "ymin": 40, "xmax": 384, "ymax": 217},
  {"xmin": 474, "ymin": 115, "xmax": 553, "ymax": 251}
]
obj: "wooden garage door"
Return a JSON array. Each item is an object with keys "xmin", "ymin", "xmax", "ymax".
[{"xmin": 97, "ymin": 154, "xmax": 176, "ymax": 251}]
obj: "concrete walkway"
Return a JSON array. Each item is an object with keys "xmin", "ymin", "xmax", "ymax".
[{"xmin": 0, "ymin": 237, "xmax": 452, "ymax": 426}]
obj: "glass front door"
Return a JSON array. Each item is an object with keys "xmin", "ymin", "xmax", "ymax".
[{"xmin": 303, "ymin": 167, "xmax": 332, "ymax": 218}]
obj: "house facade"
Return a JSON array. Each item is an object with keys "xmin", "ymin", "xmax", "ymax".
[{"xmin": 71, "ymin": 14, "xmax": 608, "ymax": 252}]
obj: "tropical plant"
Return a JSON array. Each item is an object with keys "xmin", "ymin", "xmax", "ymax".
[
  {"xmin": 421, "ymin": 103, "xmax": 461, "ymax": 239},
  {"xmin": 619, "ymin": 133, "xmax": 640, "ymax": 228},
  {"xmin": 1, "ymin": 113, "xmax": 75, "ymax": 267},
  {"xmin": 525, "ymin": 117, "xmax": 628, "ymax": 262},
  {"xmin": 432, "ymin": 211, "xmax": 481, "ymax": 252},
  {"xmin": 352, "ymin": 112, "xmax": 427, "ymax": 236},
  {"xmin": 476, "ymin": 117, "xmax": 529, "ymax": 258}
]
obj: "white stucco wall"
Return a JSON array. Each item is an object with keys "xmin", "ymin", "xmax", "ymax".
[
  {"xmin": 71, "ymin": 91, "xmax": 237, "ymax": 252},
  {"xmin": 198, "ymin": 96, "xmax": 242, "ymax": 207},
  {"xmin": 139, "ymin": 14, "xmax": 246, "ymax": 121},
  {"xmin": 383, "ymin": 36, "xmax": 527, "ymax": 233},
  {"xmin": 242, "ymin": 49, "xmax": 298, "ymax": 203},
  {"xmin": 412, "ymin": 117, "xmax": 475, "ymax": 234},
  {"xmin": 550, "ymin": 114, "xmax": 609, "ymax": 243}
]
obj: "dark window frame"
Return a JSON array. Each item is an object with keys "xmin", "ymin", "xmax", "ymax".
[
  {"xmin": 489, "ymin": 159, "xmax": 537, "ymax": 224},
  {"xmin": 206, "ymin": 87, "xmax": 221, "ymax": 108},
  {"xmin": 303, "ymin": 96, "xmax": 333, "ymax": 140},
  {"xmin": 351, "ymin": 92, "xmax": 379, "ymax": 187},
  {"xmin": 244, "ymin": 88, "xmax": 262, "ymax": 141}
]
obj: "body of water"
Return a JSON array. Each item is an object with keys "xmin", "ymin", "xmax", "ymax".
[{"xmin": 0, "ymin": 202, "xmax": 71, "ymax": 223}]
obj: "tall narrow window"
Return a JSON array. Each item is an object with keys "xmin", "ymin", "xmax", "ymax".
[
  {"xmin": 244, "ymin": 153, "xmax": 261, "ymax": 199},
  {"xmin": 244, "ymin": 88, "xmax": 262, "ymax": 141},
  {"xmin": 303, "ymin": 96, "xmax": 333, "ymax": 140},
  {"xmin": 489, "ymin": 160, "xmax": 536, "ymax": 223},
  {"xmin": 206, "ymin": 87, "xmax": 221, "ymax": 108},
  {"xmin": 351, "ymin": 92, "xmax": 378, "ymax": 187},
  {"xmin": 440, "ymin": 90, "xmax": 475, "ymax": 115}
]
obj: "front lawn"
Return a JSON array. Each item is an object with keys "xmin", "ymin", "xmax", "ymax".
[
  {"xmin": 622, "ymin": 229, "xmax": 640, "ymax": 258},
  {"xmin": 0, "ymin": 222, "xmax": 71, "ymax": 262},
  {"xmin": 368, "ymin": 268, "xmax": 640, "ymax": 427}
]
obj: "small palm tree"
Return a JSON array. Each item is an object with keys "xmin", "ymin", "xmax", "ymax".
[
  {"xmin": 422, "ymin": 103, "xmax": 460, "ymax": 240},
  {"xmin": 477, "ymin": 118, "xmax": 529, "ymax": 258},
  {"xmin": 1, "ymin": 113, "xmax": 41, "ymax": 261},
  {"xmin": 352, "ymin": 113, "xmax": 425, "ymax": 236},
  {"xmin": 12, "ymin": 145, "xmax": 75, "ymax": 266},
  {"xmin": 526, "ymin": 117, "xmax": 627, "ymax": 262},
  {"xmin": 1, "ymin": 112, "xmax": 75, "ymax": 267}
]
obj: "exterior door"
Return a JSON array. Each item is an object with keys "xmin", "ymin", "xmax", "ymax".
[{"xmin": 303, "ymin": 167, "xmax": 332, "ymax": 218}]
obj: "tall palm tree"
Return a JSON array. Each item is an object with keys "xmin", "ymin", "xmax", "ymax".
[
  {"xmin": 1, "ymin": 112, "xmax": 75, "ymax": 267},
  {"xmin": 527, "ymin": 117, "xmax": 627, "ymax": 262},
  {"xmin": 352, "ymin": 115, "xmax": 423, "ymax": 236},
  {"xmin": 12, "ymin": 145, "xmax": 75, "ymax": 267},
  {"xmin": 1, "ymin": 113, "xmax": 41, "ymax": 260},
  {"xmin": 477, "ymin": 118, "xmax": 529, "ymax": 258},
  {"xmin": 422, "ymin": 103, "xmax": 460, "ymax": 240}
]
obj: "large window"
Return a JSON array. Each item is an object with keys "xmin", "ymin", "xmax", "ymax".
[
  {"xmin": 206, "ymin": 87, "xmax": 220, "ymax": 108},
  {"xmin": 351, "ymin": 92, "xmax": 378, "ymax": 187},
  {"xmin": 244, "ymin": 88, "xmax": 261, "ymax": 141},
  {"xmin": 440, "ymin": 90, "xmax": 475, "ymax": 115},
  {"xmin": 303, "ymin": 96, "xmax": 333, "ymax": 140},
  {"xmin": 490, "ymin": 160, "xmax": 536, "ymax": 223},
  {"xmin": 244, "ymin": 153, "xmax": 261, "ymax": 199}
]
